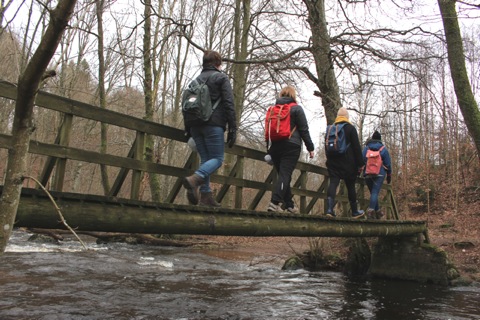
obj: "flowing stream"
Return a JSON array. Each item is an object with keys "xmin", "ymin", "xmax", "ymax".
[{"xmin": 1, "ymin": 230, "xmax": 479, "ymax": 320}]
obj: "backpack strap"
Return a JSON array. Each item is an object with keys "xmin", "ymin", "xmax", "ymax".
[{"xmin": 378, "ymin": 145, "xmax": 388, "ymax": 170}]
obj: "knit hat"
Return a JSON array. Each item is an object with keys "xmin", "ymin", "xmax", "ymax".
[
  {"xmin": 372, "ymin": 130, "xmax": 381, "ymax": 140},
  {"xmin": 337, "ymin": 107, "xmax": 349, "ymax": 119}
]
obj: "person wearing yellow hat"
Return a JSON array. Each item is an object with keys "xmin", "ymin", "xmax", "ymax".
[{"xmin": 325, "ymin": 107, "xmax": 365, "ymax": 218}]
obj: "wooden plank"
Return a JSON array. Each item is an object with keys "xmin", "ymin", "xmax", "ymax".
[
  {"xmin": 108, "ymin": 138, "xmax": 136, "ymax": 197},
  {"xmin": 131, "ymin": 131, "xmax": 145, "ymax": 199},
  {"xmin": 247, "ymin": 168, "xmax": 275, "ymax": 211},
  {"xmin": 0, "ymin": 80, "xmax": 183, "ymax": 141},
  {"xmin": 52, "ymin": 114, "xmax": 73, "ymax": 191}
]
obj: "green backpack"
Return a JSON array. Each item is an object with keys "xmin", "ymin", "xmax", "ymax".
[{"xmin": 182, "ymin": 74, "xmax": 220, "ymax": 123}]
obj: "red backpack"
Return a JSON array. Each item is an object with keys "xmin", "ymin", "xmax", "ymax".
[
  {"xmin": 365, "ymin": 146, "xmax": 385, "ymax": 175},
  {"xmin": 265, "ymin": 102, "xmax": 297, "ymax": 143}
]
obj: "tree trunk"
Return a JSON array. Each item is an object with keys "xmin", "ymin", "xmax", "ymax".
[
  {"xmin": 0, "ymin": 0, "xmax": 78, "ymax": 253},
  {"xmin": 142, "ymin": 0, "xmax": 161, "ymax": 202},
  {"xmin": 303, "ymin": 0, "xmax": 342, "ymax": 124},
  {"xmin": 96, "ymin": 0, "xmax": 110, "ymax": 194},
  {"xmin": 437, "ymin": 0, "xmax": 480, "ymax": 161}
]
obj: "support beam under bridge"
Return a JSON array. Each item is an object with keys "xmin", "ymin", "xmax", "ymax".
[{"xmin": 11, "ymin": 188, "xmax": 427, "ymax": 239}]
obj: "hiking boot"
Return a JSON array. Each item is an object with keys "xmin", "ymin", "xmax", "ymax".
[
  {"xmin": 182, "ymin": 174, "xmax": 204, "ymax": 205},
  {"xmin": 326, "ymin": 197, "xmax": 335, "ymax": 217},
  {"xmin": 367, "ymin": 208, "xmax": 376, "ymax": 220},
  {"xmin": 267, "ymin": 202, "xmax": 283, "ymax": 212},
  {"xmin": 285, "ymin": 206, "xmax": 299, "ymax": 214},
  {"xmin": 375, "ymin": 210, "xmax": 385, "ymax": 219},
  {"xmin": 352, "ymin": 210, "xmax": 365, "ymax": 219},
  {"xmin": 199, "ymin": 192, "xmax": 221, "ymax": 207}
]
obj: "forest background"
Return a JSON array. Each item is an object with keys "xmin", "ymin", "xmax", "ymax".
[{"xmin": 0, "ymin": 1, "xmax": 479, "ymax": 278}]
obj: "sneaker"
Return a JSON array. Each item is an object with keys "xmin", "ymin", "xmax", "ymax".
[
  {"xmin": 286, "ymin": 206, "xmax": 299, "ymax": 214},
  {"xmin": 367, "ymin": 208, "xmax": 376, "ymax": 220},
  {"xmin": 352, "ymin": 210, "xmax": 365, "ymax": 219},
  {"xmin": 267, "ymin": 202, "xmax": 283, "ymax": 212},
  {"xmin": 325, "ymin": 212, "xmax": 336, "ymax": 218}
]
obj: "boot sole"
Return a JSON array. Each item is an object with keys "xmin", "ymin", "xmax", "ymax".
[{"xmin": 352, "ymin": 213, "xmax": 365, "ymax": 219}]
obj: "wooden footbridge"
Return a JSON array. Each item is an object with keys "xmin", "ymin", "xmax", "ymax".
[{"xmin": 0, "ymin": 80, "xmax": 428, "ymax": 241}]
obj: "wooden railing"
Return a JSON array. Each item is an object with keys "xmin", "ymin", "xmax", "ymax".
[{"xmin": 0, "ymin": 80, "xmax": 399, "ymax": 219}]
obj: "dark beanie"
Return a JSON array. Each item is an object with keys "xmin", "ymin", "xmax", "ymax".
[{"xmin": 372, "ymin": 130, "xmax": 381, "ymax": 140}]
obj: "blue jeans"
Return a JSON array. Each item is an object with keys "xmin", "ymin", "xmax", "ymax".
[
  {"xmin": 191, "ymin": 126, "xmax": 225, "ymax": 193},
  {"xmin": 366, "ymin": 175, "xmax": 385, "ymax": 211}
]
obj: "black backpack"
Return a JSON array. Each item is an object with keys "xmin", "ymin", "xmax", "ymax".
[{"xmin": 182, "ymin": 74, "xmax": 220, "ymax": 123}]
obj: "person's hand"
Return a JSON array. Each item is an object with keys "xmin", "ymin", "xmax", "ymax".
[
  {"xmin": 308, "ymin": 151, "xmax": 314, "ymax": 159},
  {"xmin": 227, "ymin": 129, "xmax": 236, "ymax": 148},
  {"xmin": 387, "ymin": 174, "xmax": 392, "ymax": 184}
]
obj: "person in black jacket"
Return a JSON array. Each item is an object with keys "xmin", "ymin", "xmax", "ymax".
[
  {"xmin": 182, "ymin": 50, "xmax": 237, "ymax": 207},
  {"xmin": 325, "ymin": 107, "xmax": 365, "ymax": 218},
  {"xmin": 267, "ymin": 86, "xmax": 315, "ymax": 213}
]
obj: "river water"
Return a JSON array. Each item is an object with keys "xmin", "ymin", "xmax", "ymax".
[{"xmin": 1, "ymin": 230, "xmax": 479, "ymax": 320}]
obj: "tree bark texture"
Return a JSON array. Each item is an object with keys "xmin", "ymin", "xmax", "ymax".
[
  {"xmin": 437, "ymin": 0, "xmax": 480, "ymax": 161},
  {"xmin": 0, "ymin": 0, "xmax": 78, "ymax": 253},
  {"xmin": 303, "ymin": 0, "xmax": 342, "ymax": 124},
  {"xmin": 142, "ymin": 0, "xmax": 162, "ymax": 202},
  {"xmin": 96, "ymin": 0, "xmax": 111, "ymax": 194}
]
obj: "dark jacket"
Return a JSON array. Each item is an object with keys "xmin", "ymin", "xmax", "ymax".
[
  {"xmin": 270, "ymin": 96, "xmax": 315, "ymax": 152},
  {"xmin": 185, "ymin": 66, "xmax": 236, "ymax": 132},
  {"xmin": 325, "ymin": 121, "xmax": 364, "ymax": 179},
  {"xmin": 362, "ymin": 139, "xmax": 392, "ymax": 176}
]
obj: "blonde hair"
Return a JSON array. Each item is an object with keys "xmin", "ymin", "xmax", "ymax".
[{"xmin": 279, "ymin": 86, "xmax": 297, "ymax": 101}]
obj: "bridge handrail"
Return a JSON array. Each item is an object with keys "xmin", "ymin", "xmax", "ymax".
[{"xmin": 0, "ymin": 80, "xmax": 398, "ymax": 219}]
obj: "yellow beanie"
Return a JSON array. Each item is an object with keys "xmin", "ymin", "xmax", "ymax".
[{"xmin": 337, "ymin": 107, "xmax": 349, "ymax": 119}]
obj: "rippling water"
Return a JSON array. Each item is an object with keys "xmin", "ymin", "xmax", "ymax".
[{"xmin": 1, "ymin": 230, "xmax": 479, "ymax": 320}]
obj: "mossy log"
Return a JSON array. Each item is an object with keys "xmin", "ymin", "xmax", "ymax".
[{"xmin": 12, "ymin": 188, "xmax": 427, "ymax": 238}]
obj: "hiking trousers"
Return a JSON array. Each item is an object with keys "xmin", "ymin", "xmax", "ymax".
[{"xmin": 269, "ymin": 141, "xmax": 301, "ymax": 208}]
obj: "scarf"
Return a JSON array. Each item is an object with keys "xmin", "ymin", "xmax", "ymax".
[{"xmin": 334, "ymin": 116, "xmax": 351, "ymax": 124}]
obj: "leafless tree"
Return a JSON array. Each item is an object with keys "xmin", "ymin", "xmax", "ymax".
[{"xmin": 0, "ymin": 0, "xmax": 78, "ymax": 253}]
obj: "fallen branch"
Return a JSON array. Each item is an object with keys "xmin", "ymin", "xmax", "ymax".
[{"xmin": 23, "ymin": 176, "xmax": 88, "ymax": 250}]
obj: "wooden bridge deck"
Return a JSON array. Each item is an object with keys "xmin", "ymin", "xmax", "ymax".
[
  {"xmin": 0, "ymin": 80, "xmax": 427, "ymax": 240},
  {"xmin": 12, "ymin": 187, "xmax": 427, "ymax": 239}
]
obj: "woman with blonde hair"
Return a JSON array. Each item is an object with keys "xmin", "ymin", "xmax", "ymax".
[{"xmin": 266, "ymin": 86, "xmax": 315, "ymax": 213}]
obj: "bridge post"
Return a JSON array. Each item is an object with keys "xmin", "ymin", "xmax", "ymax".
[
  {"xmin": 52, "ymin": 113, "xmax": 73, "ymax": 191},
  {"xmin": 235, "ymin": 155, "xmax": 244, "ymax": 209},
  {"xmin": 299, "ymin": 170, "xmax": 307, "ymax": 213},
  {"xmin": 131, "ymin": 131, "xmax": 145, "ymax": 200}
]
